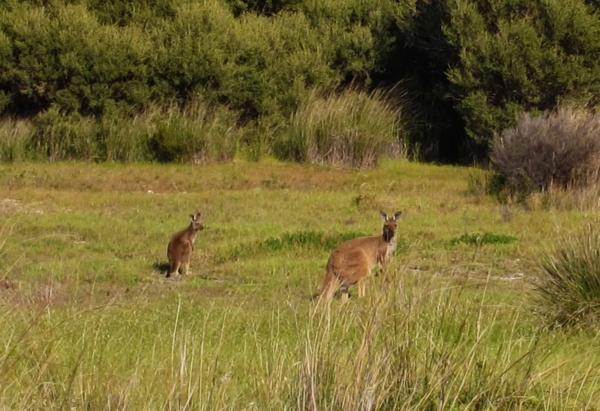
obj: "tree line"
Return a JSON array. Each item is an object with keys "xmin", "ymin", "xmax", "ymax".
[{"xmin": 1, "ymin": 0, "xmax": 599, "ymax": 164}]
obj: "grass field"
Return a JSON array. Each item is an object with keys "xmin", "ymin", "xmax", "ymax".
[{"xmin": 0, "ymin": 159, "xmax": 599, "ymax": 410}]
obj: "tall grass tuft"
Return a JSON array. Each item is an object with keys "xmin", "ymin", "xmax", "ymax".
[
  {"xmin": 533, "ymin": 222, "xmax": 600, "ymax": 327},
  {"xmin": 275, "ymin": 88, "xmax": 406, "ymax": 169},
  {"xmin": 31, "ymin": 106, "xmax": 100, "ymax": 162},
  {"xmin": 99, "ymin": 110, "xmax": 153, "ymax": 162},
  {"xmin": 0, "ymin": 117, "xmax": 34, "ymax": 162},
  {"xmin": 294, "ymin": 274, "xmax": 546, "ymax": 410},
  {"xmin": 146, "ymin": 99, "xmax": 241, "ymax": 163},
  {"xmin": 0, "ymin": 270, "xmax": 598, "ymax": 409}
]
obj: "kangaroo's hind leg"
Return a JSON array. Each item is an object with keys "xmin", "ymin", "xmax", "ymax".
[
  {"xmin": 167, "ymin": 261, "xmax": 181, "ymax": 278},
  {"xmin": 340, "ymin": 284, "xmax": 350, "ymax": 301}
]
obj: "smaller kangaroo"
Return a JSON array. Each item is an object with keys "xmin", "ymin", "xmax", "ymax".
[
  {"xmin": 166, "ymin": 211, "xmax": 204, "ymax": 278},
  {"xmin": 319, "ymin": 210, "xmax": 402, "ymax": 301}
]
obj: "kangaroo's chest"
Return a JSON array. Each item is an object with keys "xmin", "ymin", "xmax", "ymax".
[
  {"xmin": 386, "ymin": 240, "xmax": 397, "ymax": 258},
  {"xmin": 376, "ymin": 239, "xmax": 396, "ymax": 265}
]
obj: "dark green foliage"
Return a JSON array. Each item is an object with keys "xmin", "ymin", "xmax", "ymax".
[
  {"xmin": 384, "ymin": 0, "xmax": 470, "ymax": 162},
  {"xmin": 0, "ymin": 0, "xmax": 410, "ymax": 164},
  {"xmin": 0, "ymin": 3, "xmax": 154, "ymax": 116},
  {"xmin": 450, "ymin": 232, "xmax": 517, "ymax": 246},
  {"xmin": 533, "ymin": 223, "xmax": 600, "ymax": 327},
  {"xmin": 2, "ymin": 0, "xmax": 600, "ymax": 164},
  {"xmin": 445, "ymin": 0, "xmax": 600, "ymax": 149},
  {"xmin": 224, "ymin": 0, "xmax": 302, "ymax": 16}
]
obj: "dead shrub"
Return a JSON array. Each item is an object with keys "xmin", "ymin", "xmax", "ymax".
[{"xmin": 491, "ymin": 108, "xmax": 600, "ymax": 195}]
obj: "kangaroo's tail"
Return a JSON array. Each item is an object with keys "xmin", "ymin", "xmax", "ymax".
[{"xmin": 315, "ymin": 270, "xmax": 339, "ymax": 302}]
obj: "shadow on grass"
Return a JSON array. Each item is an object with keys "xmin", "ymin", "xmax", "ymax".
[{"xmin": 153, "ymin": 261, "xmax": 171, "ymax": 274}]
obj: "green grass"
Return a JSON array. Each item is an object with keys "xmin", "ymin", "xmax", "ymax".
[
  {"xmin": 449, "ymin": 232, "xmax": 517, "ymax": 246},
  {"xmin": 0, "ymin": 159, "xmax": 599, "ymax": 410}
]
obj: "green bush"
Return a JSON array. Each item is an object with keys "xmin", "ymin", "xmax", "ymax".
[
  {"xmin": 445, "ymin": 0, "xmax": 600, "ymax": 149},
  {"xmin": 533, "ymin": 223, "xmax": 600, "ymax": 327},
  {"xmin": 491, "ymin": 108, "xmax": 600, "ymax": 195},
  {"xmin": 0, "ymin": 0, "xmax": 414, "ymax": 163},
  {"xmin": 0, "ymin": 3, "xmax": 153, "ymax": 116},
  {"xmin": 274, "ymin": 88, "xmax": 405, "ymax": 168}
]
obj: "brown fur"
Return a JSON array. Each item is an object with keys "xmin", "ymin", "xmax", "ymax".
[
  {"xmin": 319, "ymin": 211, "xmax": 401, "ymax": 301},
  {"xmin": 166, "ymin": 211, "xmax": 204, "ymax": 278}
]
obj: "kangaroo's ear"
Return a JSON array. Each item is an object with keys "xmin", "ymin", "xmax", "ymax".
[
  {"xmin": 380, "ymin": 211, "xmax": 388, "ymax": 221},
  {"xmin": 190, "ymin": 214, "xmax": 195, "ymax": 222},
  {"xmin": 393, "ymin": 211, "xmax": 402, "ymax": 220}
]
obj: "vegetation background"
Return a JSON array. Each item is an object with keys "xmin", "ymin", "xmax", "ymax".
[
  {"xmin": 2, "ymin": 0, "xmax": 600, "ymax": 409},
  {"xmin": 1, "ymin": 0, "xmax": 600, "ymax": 164}
]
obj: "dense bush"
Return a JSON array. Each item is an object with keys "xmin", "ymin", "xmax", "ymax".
[
  {"xmin": 533, "ymin": 223, "xmax": 600, "ymax": 327},
  {"xmin": 0, "ymin": 0, "xmax": 410, "ymax": 165},
  {"xmin": 0, "ymin": 3, "xmax": 153, "ymax": 116},
  {"xmin": 0, "ymin": 0, "xmax": 402, "ymax": 121},
  {"xmin": 491, "ymin": 108, "xmax": 600, "ymax": 194},
  {"xmin": 2, "ymin": 0, "xmax": 600, "ymax": 164},
  {"xmin": 445, "ymin": 0, "xmax": 600, "ymax": 150},
  {"xmin": 274, "ymin": 88, "xmax": 405, "ymax": 168}
]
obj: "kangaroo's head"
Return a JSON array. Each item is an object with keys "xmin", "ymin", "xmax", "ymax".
[
  {"xmin": 380, "ymin": 211, "xmax": 402, "ymax": 242},
  {"xmin": 189, "ymin": 211, "xmax": 204, "ymax": 231}
]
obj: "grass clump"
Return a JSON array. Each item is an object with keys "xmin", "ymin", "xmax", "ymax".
[
  {"xmin": 146, "ymin": 99, "xmax": 240, "ymax": 163},
  {"xmin": 275, "ymin": 88, "xmax": 405, "ymax": 169},
  {"xmin": 450, "ymin": 232, "xmax": 517, "ymax": 246},
  {"xmin": 13, "ymin": 98, "xmax": 241, "ymax": 163},
  {"xmin": 491, "ymin": 108, "xmax": 600, "ymax": 197},
  {"xmin": 0, "ymin": 118, "xmax": 34, "ymax": 162},
  {"xmin": 533, "ymin": 223, "xmax": 600, "ymax": 327},
  {"xmin": 32, "ymin": 107, "xmax": 100, "ymax": 162}
]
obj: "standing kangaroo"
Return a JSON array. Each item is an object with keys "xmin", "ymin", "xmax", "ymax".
[
  {"xmin": 166, "ymin": 211, "xmax": 204, "ymax": 278},
  {"xmin": 319, "ymin": 211, "xmax": 401, "ymax": 301}
]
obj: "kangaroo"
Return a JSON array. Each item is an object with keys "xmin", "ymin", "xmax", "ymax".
[
  {"xmin": 319, "ymin": 210, "xmax": 401, "ymax": 301},
  {"xmin": 166, "ymin": 211, "xmax": 204, "ymax": 278}
]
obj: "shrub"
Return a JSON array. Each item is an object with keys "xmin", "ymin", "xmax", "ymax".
[
  {"xmin": 445, "ymin": 0, "xmax": 600, "ymax": 151},
  {"xmin": 0, "ymin": 3, "xmax": 153, "ymax": 116},
  {"xmin": 274, "ymin": 88, "xmax": 405, "ymax": 168},
  {"xmin": 533, "ymin": 223, "xmax": 600, "ymax": 327},
  {"xmin": 218, "ymin": 230, "xmax": 369, "ymax": 262},
  {"xmin": 491, "ymin": 108, "xmax": 600, "ymax": 195}
]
